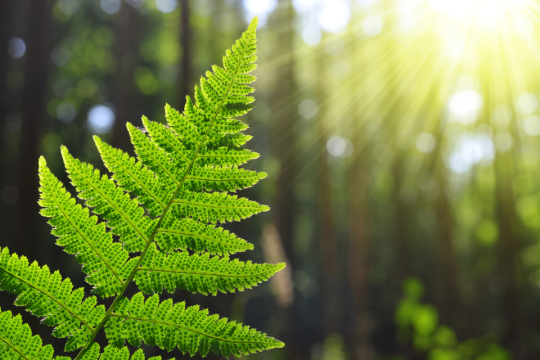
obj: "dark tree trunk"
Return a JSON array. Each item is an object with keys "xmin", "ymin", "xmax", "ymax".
[
  {"xmin": 16, "ymin": 0, "xmax": 54, "ymax": 260},
  {"xmin": 0, "ymin": 0, "xmax": 13, "ymax": 179},
  {"xmin": 111, "ymin": 4, "xmax": 140, "ymax": 152},
  {"xmin": 270, "ymin": 1, "xmax": 303, "ymax": 359},
  {"xmin": 178, "ymin": 0, "xmax": 192, "ymax": 110},
  {"xmin": 315, "ymin": 35, "xmax": 340, "ymax": 338}
]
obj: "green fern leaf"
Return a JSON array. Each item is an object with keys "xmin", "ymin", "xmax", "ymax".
[
  {"xmin": 0, "ymin": 248, "xmax": 104, "ymax": 351},
  {"xmin": 16, "ymin": 17, "xmax": 284, "ymax": 359},
  {"xmin": 133, "ymin": 243, "xmax": 285, "ymax": 295},
  {"xmin": 61, "ymin": 147, "xmax": 157, "ymax": 252},
  {"xmin": 170, "ymin": 190, "xmax": 269, "ymax": 224},
  {"xmin": 38, "ymin": 157, "xmax": 135, "ymax": 297},
  {"xmin": 0, "ymin": 308, "xmax": 70, "ymax": 360},
  {"xmin": 80, "ymin": 343, "xmax": 172, "ymax": 360},
  {"xmin": 104, "ymin": 293, "xmax": 284, "ymax": 357},
  {"xmin": 155, "ymin": 217, "xmax": 253, "ymax": 255},
  {"xmin": 94, "ymin": 137, "xmax": 168, "ymax": 218}
]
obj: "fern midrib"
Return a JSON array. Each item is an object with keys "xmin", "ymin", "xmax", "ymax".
[
  {"xmin": 187, "ymin": 175, "xmax": 259, "ymax": 181},
  {"xmin": 109, "ymin": 314, "xmax": 277, "ymax": 345},
  {"xmin": 157, "ymin": 228, "xmax": 244, "ymax": 248},
  {"xmin": 0, "ymin": 266, "xmax": 94, "ymax": 331},
  {"xmin": 173, "ymin": 199, "xmax": 262, "ymax": 210},
  {"xmin": 0, "ymin": 334, "xmax": 31, "ymax": 360},
  {"xmin": 138, "ymin": 266, "xmax": 276, "ymax": 278},
  {"xmin": 69, "ymin": 165, "xmax": 149, "ymax": 244},
  {"xmin": 46, "ymin": 175, "xmax": 124, "ymax": 287},
  {"xmin": 74, "ymin": 42, "xmax": 248, "ymax": 360}
]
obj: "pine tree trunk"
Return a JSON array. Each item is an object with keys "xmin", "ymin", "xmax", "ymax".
[
  {"xmin": 178, "ymin": 0, "xmax": 192, "ymax": 110},
  {"xmin": 111, "ymin": 4, "xmax": 140, "ymax": 152},
  {"xmin": 16, "ymin": 0, "xmax": 54, "ymax": 259}
]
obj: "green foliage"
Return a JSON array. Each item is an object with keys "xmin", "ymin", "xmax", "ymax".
[
  {"xmin": 395, "ymin": 278, "xmax": 510, "ymax": 360},
  {"xmin": 0, "ymin": 17, "xmax": 284, "ymax": 359}
]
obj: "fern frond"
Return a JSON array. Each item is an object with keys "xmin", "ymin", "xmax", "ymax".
[
  {"xmin": 133, "ymin": 243, "xmax": 285, "ymax": 295},
  {"xmin": 61, "ymin": 147, "xmax": 156, "ymax": 252},
  {"xmin": 79, "ymin": 343, "xmax": 171, "ymax": 360},
  {"xmin": 170, "ymin": 191, "xmax": 269, "ymax": 224},
  {"xmin": 0, "ymin": 248, "xmax": 104, "ymax": 351},
  {"xmin": 104, "ymin": 293, "xmax": 284, "ymax": 357},
  {"xmin": 127, "ymin": 123, "xmax": 187, "ymax": 188},
  {"xmin": 155, "ymin": 218, "xmax": 253, "ymax": 255},
  {"xmin": 0, "ymin": 308, "xmax": 70, "ymax": 360},
  {"xmin": 185, "ymin": 167, "xmax": 266, "ymax": 192},
  {"xmin": 94, "ymin": 137, "xmax": 168, "ymax": 218},
  {"xmin": 38, "ymin": 157, "xmax": 135, "ymax": 297}
]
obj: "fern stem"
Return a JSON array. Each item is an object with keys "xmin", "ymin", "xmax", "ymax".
[
  {"xmin": 0, "ymin": 267, "xmax": 95, "ymax": 331},
  {"xmin": 0, "ymin": 334, "xmax": 31, "ymax": 360},
  {"xmin": 73, "ymin": 42, "xmax": 246, "ymax": 360}
]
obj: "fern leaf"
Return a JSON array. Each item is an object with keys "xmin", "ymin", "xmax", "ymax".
[
  {"xmin": 61, "ymin": 147, "xmax": 156, "ymax": 252},
  {"xmin": 195, "ymin": 147, "xmax": 259, "ymax": 167},
  {"xmin": 133, "ymin": 243, "xmax": 284, "ymax": 295},
  {"xmin": 0, "ymin": 248, "xmax": 104, "ymax": 351},
  {"xmin": 39, "ymin": 157, "xmax": 135, "ymax": 297},
  {"xmin": 94, "ymin": 137, "xmax": 168, "ymax": 218},
  {"xmin": 155, "ymin": 218, "xmax": 253, "ymax": 255},
  {"xmin": 170, "ymin": 191, "xmax": 269, "ymax": 224},
  {"xmin": 80, "ymin": 343, "xmax": 171, "ymax": 360},
  {"xmin": 164, "ymin": 103, "xmax": 202, "ymax": 145},
  {"xmin": 0, "ymin": 308, "xmax": 70, "ymax": 360},
  {"xmin": 105, "ymin": 293, "xmax": 284, "ymax": 357},
  {"xmin": 127, "ymin": 123, "xmax": 187, "ymax": 189},
  {"xmin": 185, "ymin": 167, "xmax": 266, "ymax": 192}
]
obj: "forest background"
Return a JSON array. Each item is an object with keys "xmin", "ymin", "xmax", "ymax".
[{"xmin": 1, "ymin": 0, "xmax": 539, "ymax": 359}]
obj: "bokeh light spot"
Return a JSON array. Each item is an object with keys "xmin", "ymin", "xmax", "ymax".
[
  {"xmin": 87, "ymin": 105, "xmax": 115, "ymax": 134},
  {"xmin": 317, "ymin": 1, "xmax": 350, "ymax": 33},
  {"xmin": 363, "ymin": 16, "xmax": 383, "ymax": 36},
  {"xmin": 415, "ymin": 133, "xmax": 436, "ymax": 153},
  {"xmin": 7, "ymin": 38, "xmax": 26, "ymax": 59},
  {"xmin": 156, "ymin": 0, "xmax": 177, "ymax": 13},
  {"xmin": 516, "ymin": 93, "xmax": 538, "ymax": 114},
  {"xmin": 51, "ymin": 46, "xmax": 71, "ymax": 67},
  {"xmin": 298, "ymin": 99, "xmax": 318, "ymax": 119},
  {"xmin": 302, "ymin": 25, "xmax": 322, "ymax": 46},
  {"xmin": 101, "ymin": 0, "xmax": 121, "ymax": 14},
  {"xmin": 58, "ymin": 0, "xmax": 80, "ymax": 15},
  {"xmin": 57, "ymin": 102, "xmax": 77, "ymax": 124},
  {"xmin": 327, "ymin": 136, "xmax": 353, "ymax": 158},
  {"xmin": 524, "ymin": 116, "xmax": 540, "ymax": 136},
  {"xmin": 492, "ymin": 104, "xmax": 513, "ymax": 129},
  {"xmin": 448, "ymin": 90, "xmax": 483, "ymax": 124}
]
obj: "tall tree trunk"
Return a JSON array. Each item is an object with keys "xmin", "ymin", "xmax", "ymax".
[
  {"xmin": 111, "ymin": 4, "xmax": 140, "ymax": 152},
  {"xmin": 0, "ymin": 0, "xmax": 13, "ymax": 179},
  {"xmin": 315, "ymin": 35, "xmax": 340, "ymax": 338},
  {"xmin": 270, "ymin": 1, "xmax": 303, "ymax": 358},
  {"xmin": 178, "ymin": 0, "xmax": 192, "ymax": 110},
  {"xmin": 16, "ymin": 0, "xmax": 54, "ymax": 259}
]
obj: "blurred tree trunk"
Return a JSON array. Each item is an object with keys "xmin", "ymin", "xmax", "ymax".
[
  {"xmin": 346, "ymin": 8, "xmax": 373, "ymax": 359},
  {"xmin": 494, "ymin": 152, "xmax": 520, "ymax": 348},
  {"xmin": 315, "ymin": 35, "xmax": 340, "ymax": 338},
  {"xmin": 270, "ymin": 1, "xmax": 306, "ymax": 359},
  {"xmin": 0, "ymin": 0, "xmax": 13, "ymax": 180},
  {"xmin": 178, "ymin": 0, "xmax": 192, "ymax": 109},
  {"xmin": 111, "ymin": 4, "xmax": 140, "ymax": 152},
  {"xmin": 16, "ymin": 0, "xmax": 54, "ymax": 259}
]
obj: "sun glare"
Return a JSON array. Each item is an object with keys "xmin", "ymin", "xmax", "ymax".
[{"xmin": 429, "ymin": 0, "xmax": 528, "ymax": 31}]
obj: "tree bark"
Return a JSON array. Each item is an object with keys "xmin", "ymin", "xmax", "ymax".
[
  {"xmin": 111, "ymin": 4, "xmax": 140, "ymax": 152},
  {"xmin": 16, "ymin": 0, "xmax": 54, "ymax": 259}
]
